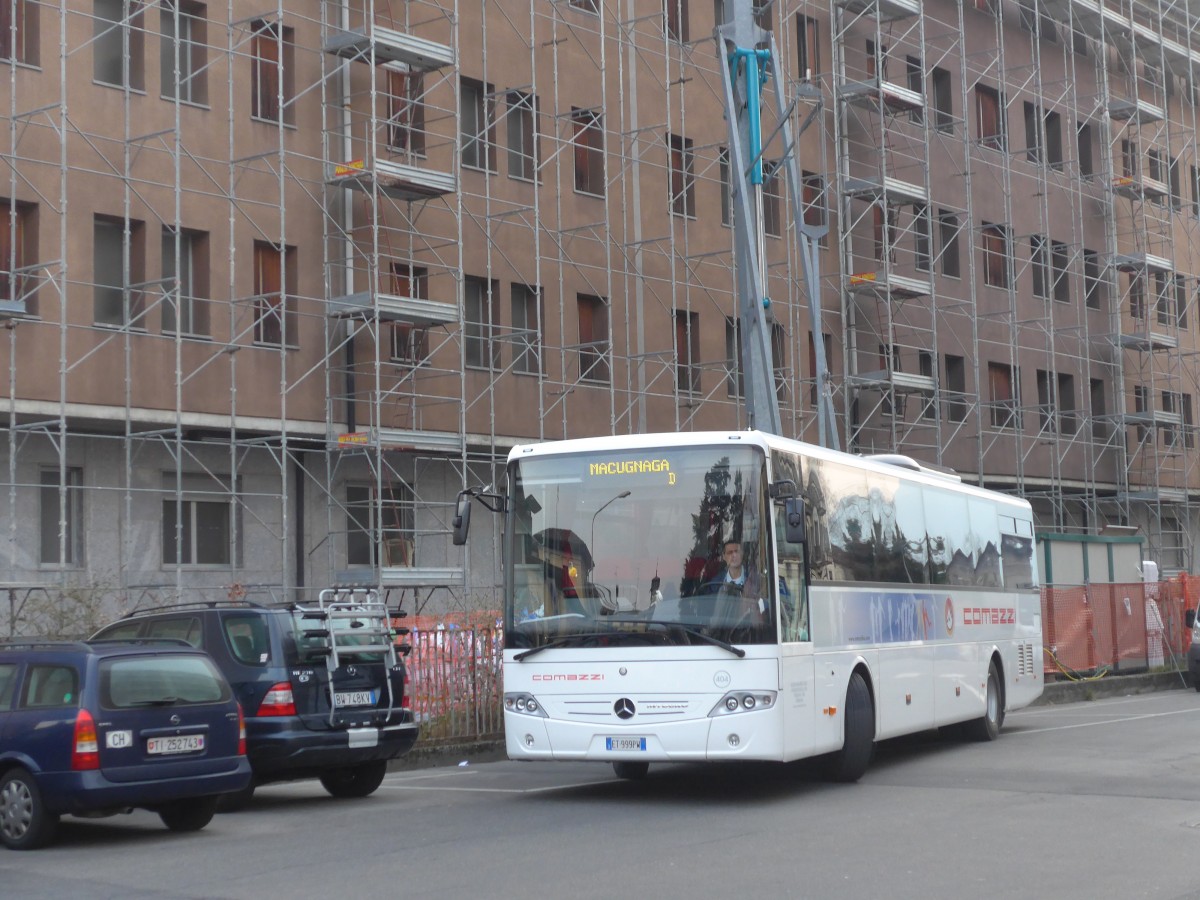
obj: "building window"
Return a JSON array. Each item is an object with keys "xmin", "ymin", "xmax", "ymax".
[
  {"xmin": 464, "ymin": 275, "xmax": 500, "ymax": 370},
  {"xmin": 1121, "ymin": 139, "xmax": 1137, "ymax": 178},
  {"xmin": 461, "ymin": 77, "xmax": 497, "ymax": 172},
  {"xmin": 577, "ymin": 293, "xmax": 609, "ymax": 384},
  {"xmin": 1133, "ymin": 384, "xmax": 1148, "ymax": 441},
  {"xmin": 1128, "ymin": 272, "xmax": 1145, "ymax": 320},
  {"xmin": 346, "ymin": 482, "xmax": 414, "ymax": 568},
  {"xmin": 918, "ymin": 351, "xmax": 935, "ymax": 419},
  {"xmin": 252, "ymin": 240, "xmax": 296, "ymax": 346},
  {"xmin": 865, "ymin": 40, "xmax": 888, "ymax": 80},
  {"xmin": 1077, "ymin": 122, "xmax": 1094, "ymax": 177},
  {"xmin": 1154, "ymin": 271, "xmax": 1173, "ymax": 326},
  {"xmin": 1191, "ymin": 164, "xmax": 1199, "ymax": 218},
  {"xmin": 726, "ymin": 317, "xmax": 744, "ymax": 398},
  {"xmin": 162, "ymin": 491, "xmax": 234, "ymax": 566},
  {"xmin": 511, "ymin": 283, "xmax": 543, "ymax": 375},
  {"xmin": 1162, "ymin": 391, "xmax": 1180, "ymax": 447},
  {"xmin": 938, "ymin": 210, "xmax": 960, "ymax": 277},
  {"xmin": 1083, "ymin": 249, "xmax": 1102, "ymax": 309},
  {"xmin": 39, "ymin": 467, "xmax": 82, "ymax": 567},
  {"xmin": 974, "ymin": 0, "xmax": 999, "ymax": 15},
  {"xmin": 719, "ymin": 147, "xmax": 732, "ymax": 226},
  {"xmin": 907, "ymin": 56, "xmax": 923, "ymax": 124},
  {"xmin": 506, "ymin": 91, "xmax": 538, "ymax": 181},
  {"xmin": 1090, "ymin": 378, "xmax": 1107, "ymax": 438},
  {"xmin": 931, "ymin": 67, "xmax": 953, "ymax": 133},
  {"xmin": 796, "ymin": 14, "xmax": 819, "ymax": 80},
  {"xmin": 801, "ymin": 170, "xmax": 826, "ymax": 234},
  {"xmin": 0, "ymin": 0, "xmax": 37, "ymax": 64},
  {"xmin": 674, "ymin": 309, "xmax": 700, "ymax": 394},
  {"xmin": 389, "ymin": 264, "xmax": 429, "ymax": 365},
  {"xmin": 570, "ymin": 0, "xmax": 599, "ymax": 12},
  {"xmin": 975, "ymin": 84, "xmax": 1005, "ymax": 150},
  {"xmin": 94, "ymin": 214, "xmax": 145, "ymax": 327},
  {"xmin": 0, "ymin": 199, "xmax": 36, "ymax": 314},
  {"xmin": 771, "ymin": 323, "xmax": 787, "ymax": 402},
  {"xmin": 1031, "ymin": 235, "xmax": 1048, "ymax": 299},
  {"xmin": 664, "ymin": 0, "xmax": 689, "ymax": 41},
  {"xmin": 1174, "ymin": 275, "xmax": 1187, "ymax": 328},
  {"xmin": 668, "ymin": 133, "xmax": 695, "ymax": 218},
  {"xmin": 161, "ymin": 227, "xmax": 209, "ymax": 336},
  {"xmin": 572, "ymin": 108, "xmax": 605, "ymax": 196},
  {"xmin": 945, "ymin": 354, "xmax": 966, "ymax": 422},
  {"xmin": 988, "ymin": 361, "xmax": 1019, "ymax": 428},
  {"xmin": 763, "ymin": 160, "xmax": 782, "ymax": 237},
  {"xmin": 1051, "ymin": 240, "xmax": 1070, "ymax": 302},
  {"xmin": 387, "ymin": 69, "xmax": 426, "ymax": 155},
  {"xmin": 250, "ymin": 19, "xmax": 294, "ymax": 124},
  {"xmin": 915, "ymin": 204, "xmax": 931, "ymax": 271},
  {"xmin": 160, "ymin": 1, "xmax": 207, "ymax": 104},
  {"xmin": 980, "ymin": 222, "xmax": 1010, "ymax": 288},
  {"xmin": 1036, "ymin": 369, "xmax": 1055, "ymax": 431},
  {"xmin": 1058, "ymin": 372, "xmax": 1076, "ymax": 434},
  {"xmin": 1169, "ymin": 155, "xmax": 1182, "ymax": 210},
  {"xmin": 95, "ymin": 0, "xmax": 144, "ymax": 90},
  {"xmin": 1183, "ymin": 393, "xmax": 1195, "ymax": 449},
  {"xmin": 753, "ymin": 0, "xmax": 773, "ymax": 30}
]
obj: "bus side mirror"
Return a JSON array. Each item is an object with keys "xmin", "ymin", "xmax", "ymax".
[
  {"xmin": 452, "ymin": 492, "xmax": 472, "ymax": 546},
  {"xmin": 784, "ymin": 497, "xmax": 806, "ymax": 545},
  {"xmin": 1187, "ymin": 609, "xmax": 1196, "ymax": 629}
]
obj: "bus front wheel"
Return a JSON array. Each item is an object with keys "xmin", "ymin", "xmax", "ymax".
[
  {"xmin": 827, "ymin": 670, "xmax": 874, "ymax": 783},
  {"xmin": 965, "ymin": 660, "xmax": 1004, "ymax": 741},
  {"xmin": 612, "ymin": 761, "xmax": 649, "ymax": 780}
]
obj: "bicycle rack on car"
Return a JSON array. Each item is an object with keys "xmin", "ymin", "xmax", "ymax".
[{"xmin": 295, "ymin": 588, "xmax": 409, "ymax": 727}]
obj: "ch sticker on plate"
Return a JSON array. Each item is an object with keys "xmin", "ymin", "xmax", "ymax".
[{"xmin": 105, "ymin": 730, "xmax": 132, "ymax": 749}]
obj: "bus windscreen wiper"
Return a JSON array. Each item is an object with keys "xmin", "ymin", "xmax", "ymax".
[
  {"xmin": 513, "ymin": 631, "xmax": 632, "ymax": 662},
  {"xmin": 599, "ymin": 618, "xmax": 747, "ymax": 658}
]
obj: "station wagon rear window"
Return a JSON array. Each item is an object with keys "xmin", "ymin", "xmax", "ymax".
[{"xmin": 100, "ymin": 655, "xmax": 231, "ymax": 709}]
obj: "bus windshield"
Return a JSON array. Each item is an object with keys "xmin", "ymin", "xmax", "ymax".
[{"xmin": 504, "ymin": 445, "xmax": 776, "ymax": 651}]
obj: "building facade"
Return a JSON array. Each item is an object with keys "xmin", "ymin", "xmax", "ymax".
[{"xmin": 2, "ymin": 0, "xmax": 1198, "ymax": 627}]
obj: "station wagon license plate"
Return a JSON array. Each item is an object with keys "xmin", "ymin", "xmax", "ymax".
[
  {"xmin": 334, "ymin": 690, "xmax": 377, "ymax": 708},
  {"xmin": 147, "ymin": 735, "xmax": 205, "ymax": 755},
  {"xmin": 605, "ymin": 736, "xmax": 647, "ymax": 752}
]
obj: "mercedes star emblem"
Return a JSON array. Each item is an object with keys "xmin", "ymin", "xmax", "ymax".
[{"xmin": 614, "ymin": 698, "xmax": 635, "ymax": 719}]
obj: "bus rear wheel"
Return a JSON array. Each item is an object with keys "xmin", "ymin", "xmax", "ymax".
[
  {"xmin": 612, "ymin": 761, "xmax": 649, "ymax": 780},
  {"xmin": 965, "ymin": 660, "xmax": 1004, "ymax": 741},
  {"xmin": 827, "ymin": 671, "xmax": 874, "ymax": 783}
]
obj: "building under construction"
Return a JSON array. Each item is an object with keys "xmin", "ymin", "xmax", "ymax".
[{"xmin": 2, "ymin": 0, "xmax": 1198, "ymax": 625}]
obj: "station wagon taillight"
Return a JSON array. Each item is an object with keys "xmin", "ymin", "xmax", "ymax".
[
  {"xmin": 400, "ymin": 673, "xmax": 411, "ymax": 709},
  {"xmin": 237, "ymin": 704, "xmax": 247, "ymax": 755},
  {"xmin": 256, "ymin": 683, "xmax": 296, "ymax": 717},
  {"xmin": 72, "ymin": 709, "xmax": 100, "ymax": 771}
]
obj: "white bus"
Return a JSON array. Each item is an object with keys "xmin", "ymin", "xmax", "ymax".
[{"xmin": 492, "ymin": 430, "xmax": 1043, "ymax": 781}]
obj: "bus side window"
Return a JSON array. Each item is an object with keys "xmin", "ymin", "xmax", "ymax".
[{"xmin": 774, "ymin": 505, "xmax": 809, "ymax": 642}]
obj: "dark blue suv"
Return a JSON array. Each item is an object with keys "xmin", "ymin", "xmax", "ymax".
[
  {"xmin": 93, "ymin": 594, "xmax": 418, "ymax": 808},
  {"xmin": 0, "ymin": 640, "xmax": 251, "ymax": 849}
]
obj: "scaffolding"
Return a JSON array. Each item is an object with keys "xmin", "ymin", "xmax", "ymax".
[{"xmin": 2, "ymin": 0, "xmax": 1199, "ymax": 630}]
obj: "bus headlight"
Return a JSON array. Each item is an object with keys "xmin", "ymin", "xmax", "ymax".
[
  {"xmin": 709, "ymin": 691, "xmax": 776, "ymax": 717},
  {"xmin": 504, "ymin": 692, "xmax": 548, "ymax": 718}
]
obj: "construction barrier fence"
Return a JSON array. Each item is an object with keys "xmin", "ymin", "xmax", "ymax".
[{"xmin": 403, "ymin": 582, "xmax": 1200, "ymax": 747}]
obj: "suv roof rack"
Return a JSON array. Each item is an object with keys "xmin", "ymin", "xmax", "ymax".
[{"xmin": 0, "ymin": 639, "xmax": 92, "ymax": 651}]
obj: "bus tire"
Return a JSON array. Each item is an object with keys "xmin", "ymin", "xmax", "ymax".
[
  {"xmin": 965, "ymin": 660, "xmax": 1004, "ymax": 741},
  {"xmin": 827, "ymin": 671, "xmax": 874, "ymax": 783},
  {"xmin": 612, "ymin": 761, "xmax": 649, "ymax": 780}
]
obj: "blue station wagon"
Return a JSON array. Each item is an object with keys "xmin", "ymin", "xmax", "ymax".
[{"xmin": 0, "ymin": 640, "xmax": 251, "ymax": 849}]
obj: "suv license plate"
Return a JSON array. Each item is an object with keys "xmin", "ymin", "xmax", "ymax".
[
  {"xmin": 147, "ymin": 735, "xmax": 205, "ymax": 755},
  {"xmin": 335, "ymin": 690, "xmax": 377, "ymax": 708},
  {"xmin": 605, "ymin": 737, "xmax": 647, "ymax": 752}
]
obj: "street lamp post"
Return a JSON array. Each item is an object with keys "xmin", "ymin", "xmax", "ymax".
[{"xmin": 589, "ymin": 490, "xmax": 631, "ymax": 565}]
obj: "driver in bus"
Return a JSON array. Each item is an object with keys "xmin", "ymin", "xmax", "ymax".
[{"xmin": 704, "ymin": 539, "xmax": 769, "ymax": 624}]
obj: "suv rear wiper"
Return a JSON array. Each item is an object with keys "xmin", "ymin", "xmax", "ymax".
[{"xmin": 128, "ymin": 697, "xmax": 181, "ymax": 706}]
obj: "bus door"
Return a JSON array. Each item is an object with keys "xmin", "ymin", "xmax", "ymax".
[{"xmin": 773, "ymin": 501, "xmax": 815, "ymax": 761}]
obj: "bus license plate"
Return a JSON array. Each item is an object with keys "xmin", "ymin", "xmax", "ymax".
[
  {"xmin": 606, "ymin": 736, "xmax": 647, "ymax": 752},
  {"xmin": 147, "ymin": 735, "xmax": 205, "ymax": 755},
  {"xmin": 335, "ymin": 690, "xmax": 376, "ymax": 708}
]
